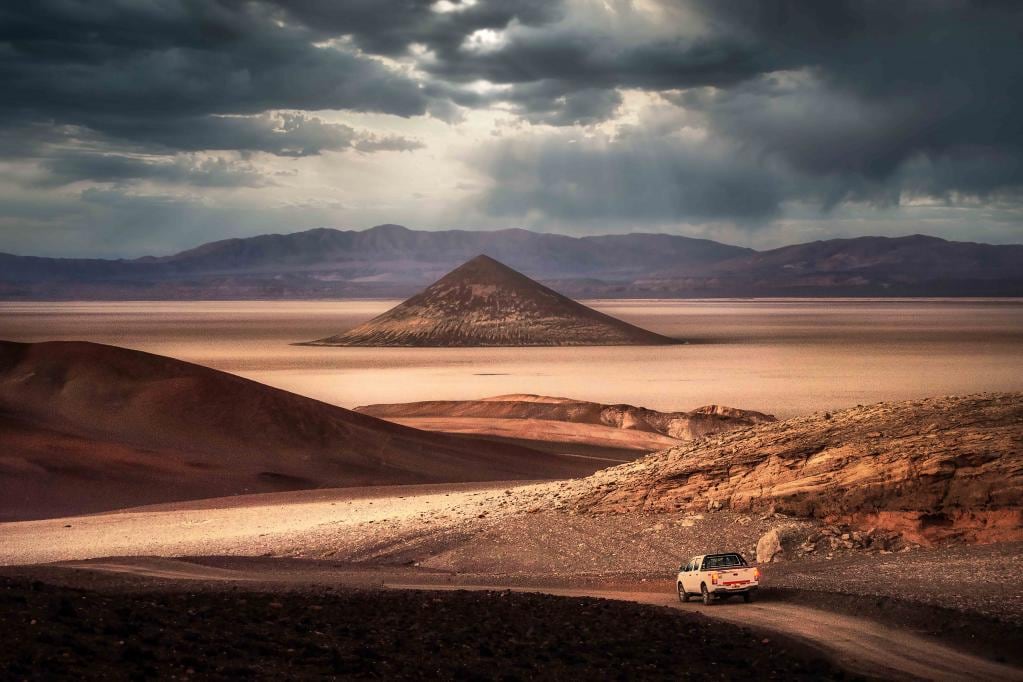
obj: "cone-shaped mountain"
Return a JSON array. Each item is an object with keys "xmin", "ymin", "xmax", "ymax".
[{"xmin": 308, "ymin": 255, "xmax": 677, "ymax": 346}]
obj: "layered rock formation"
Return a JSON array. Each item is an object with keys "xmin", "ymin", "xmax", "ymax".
[
  {"xmin": 306, "ymin": 255, "xmax": 676, "ymax": 346},
  {"xmin": 562, "ymin": 394, "xmax": 1023, "ymax": 544},
  {"xmin": 0, "ymin": 340, "xmax": 593, "ymax": 520},
  {"xmin": 358, "ymin": 394, "xmax": 775, "ymax": 453}
]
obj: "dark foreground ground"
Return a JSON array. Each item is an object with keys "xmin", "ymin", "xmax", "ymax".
[{"xmin": 0, "ymin": 575, "xmax": 852, "ymax": 681}]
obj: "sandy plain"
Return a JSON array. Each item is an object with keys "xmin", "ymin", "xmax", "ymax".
[
  {"xmin": 3, "ymin": 298, "xmax": 1023, "ymax": 679},
  {"xmin": 2, "ymin": 298, "xmax": 1022, "ymax": 417}
]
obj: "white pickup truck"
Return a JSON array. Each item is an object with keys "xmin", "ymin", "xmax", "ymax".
[{"xmin": 677, "ymin": 553, "xmax": 760, "ymax": 605}]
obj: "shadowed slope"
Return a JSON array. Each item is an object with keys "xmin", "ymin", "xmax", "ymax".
[
  {"xmin": 306, "ymin": 255, "xmax": 676, "ymax": 346},
  {"xmin": 0, "ymin": 340, "xmax": 595, "ymax": 520}
]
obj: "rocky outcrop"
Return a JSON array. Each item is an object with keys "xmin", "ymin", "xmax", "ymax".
[
  {"xmin": 564, "ymin": 394, "xmax": 1023, "ymax": 544},
  {"xmin": 305, "ymin": 255, "xmax": 676, "ymax": 346},
  {"xmin": 359, "ymin": 394, "xmax": 775, "ymax": 443},
  {"xmin": 599, "ymin": 402, "xmax": 776, "ymax": 440}
]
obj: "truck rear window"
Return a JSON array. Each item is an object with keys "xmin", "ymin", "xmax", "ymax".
[{"xmin": 702, "ymin": 554, "xmax": 746, "ymax": 570}]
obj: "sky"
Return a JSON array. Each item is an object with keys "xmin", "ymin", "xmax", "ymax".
[{"xmin": 1, "ymin": 0, "xmax": 1022, "ymax": 257}]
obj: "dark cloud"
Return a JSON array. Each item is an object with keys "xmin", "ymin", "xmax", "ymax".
[
  {"xmin": 0, "ymin": 2, "xmax": 430, "ymax": 124},
  {"xmin": 441, "ymin": 0, "xmax": 1023, "ymax": 219},
  {"xmin": 506, "ymin": 84, "xmax": 624, "ymax": 127},
  {"xmin": 36, "ymin": 153, "xmax": 270, "ymax": 189},
  {"xmin": 425, "ymin": 29, "xmax": 764, "ymax": 92},
  {"xmin": 273, "ymin": 0, "xmax": 562, "ymax": 57},
  {"xmin": 91, "ymin": 113, "xmax": 423, "ymax": 158},
  {"xmin": 1, "ymin": 0, "xmax": 1022, "ymax": 250},
  {"xmin": 0, "ymin": 0, "xmax": 433, "ymax": 185},
  {"xmin": 473, "ymin": 129, "xmax": 783, "ymax": 223},
  {"xmin": 671, "ymin": 1, "xmax": 1023, "ymax": 200}
]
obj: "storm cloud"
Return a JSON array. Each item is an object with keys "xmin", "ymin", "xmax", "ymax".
[
  {"xmin": 474, "ymin": 126, "xmax": 784, "ymax": 222},
  {"xmin": 0, "ymin": 0, "xmax": 431, "ymax": 189},
  {"xmin": 0, "ymin": 0, "xmax": 1021, "ymax": 254},
  {"xmin": 35, "ymin": 153, "xmax": 270, "ymax": 189}
]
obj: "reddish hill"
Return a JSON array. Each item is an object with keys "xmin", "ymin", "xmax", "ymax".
[
  {"xmin": 305, "ymin": 255, "xmax": 676, "ymax": 346},
  {"xmin": 0, "ymin": 341, "xmax": 595, "ymax": 521}
]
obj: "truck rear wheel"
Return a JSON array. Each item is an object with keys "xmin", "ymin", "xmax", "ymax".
[
  {"xmin": 677, "ymin": 582, "xmax": 689, "ymax": 603},
  {"xmin": 701, "ymin": 583, "xmax": 713, "ymax": 605},
  {"xmin": 743, "ymin": 592, "xmax": 753, "ymax": 603}
]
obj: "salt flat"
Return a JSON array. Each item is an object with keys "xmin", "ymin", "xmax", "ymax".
[{"xmin": 1, "ymin": 299, "xmax": 1020, "ymax": 417}]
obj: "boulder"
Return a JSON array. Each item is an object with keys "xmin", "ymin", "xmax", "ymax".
[
  {"xmin": 756, "ymin": 529, "xmax": 785, "ymax": 563},
  {"xmin": 756, "ymin": 526, "xmax": 804, "ymax": 562}
]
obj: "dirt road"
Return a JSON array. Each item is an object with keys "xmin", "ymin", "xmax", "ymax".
[
  {"xmin": 4, "ymin": 482, "xmax": 1022, "ymax": 681},
  {"xmin": 389, "ymin": 582, "xmax": 1022, "ymax": 681},
  {"xmin": 33, "ymin": 557, "xmax": 1023, "ymax": 682}
]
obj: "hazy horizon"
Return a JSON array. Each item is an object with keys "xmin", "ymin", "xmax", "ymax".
[{"xmin": 7, "ymin": 222, "xmax": 1023, "ymax": 261}]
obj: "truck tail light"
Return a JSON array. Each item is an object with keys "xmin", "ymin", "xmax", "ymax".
[
  {"xmin": 711, "ymin": 572, "xmax": 718, "ymax": 585},
  {"xmin": 753, "ymin": 567, "xmax": 761, "ymax": 581}
]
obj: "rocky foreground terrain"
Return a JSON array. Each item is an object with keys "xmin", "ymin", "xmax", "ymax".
[
  {"xmin": 2, "ymin": 392, "xmax": 1021, "ymax": 677},
  {"xmin": 557, "ymin": 393, "xmax": 1023, "ymax": 545},
  {"xmin": 307, "ymin": 255, "xmax": 676, "ymax": 346},
  {"xmin": 0, "ymin": 574, "xmax": 849, "ymax": 681}
]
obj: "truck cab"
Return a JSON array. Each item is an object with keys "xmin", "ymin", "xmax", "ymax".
[{"xmin": 677, "ymin": 553, "xmax": 759, "ymax": 605}]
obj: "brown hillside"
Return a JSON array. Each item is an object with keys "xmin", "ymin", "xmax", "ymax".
[
  {"xmin": 558, "ymin": 394, "xmax": 1023, "ymax": 544},
  {"xmin": 0, "ymin": 341, "xmax": 596, "ymax": 520},
  {"xmin": 305, "ymin": 255, "xmax": 676, "ymax": 346}
]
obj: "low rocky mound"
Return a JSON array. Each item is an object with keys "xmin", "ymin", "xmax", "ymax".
[
  {"xmin": 305, "ymin": 255, "xmax": 676, "ymax": 346},
  {"xmin": 0, "ymin": 340, "xmax": 592, "ymax": 520},
  {"xmin": 559, "ymin": 394, "xmax": 1023, "ymax": 544},
  {"xmin": 358, "ymin": 394, "xmax": 774, "ymax": 456}
]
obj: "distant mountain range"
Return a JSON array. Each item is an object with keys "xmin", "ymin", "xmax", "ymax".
[{"xmin": 2, "ymin": 224, "xmax": 1021, "ymax": 299}]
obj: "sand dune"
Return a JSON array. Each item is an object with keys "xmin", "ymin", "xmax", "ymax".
[{"xmin": 0, "ymin": 340, "xmax": 598, "ymax": 520}]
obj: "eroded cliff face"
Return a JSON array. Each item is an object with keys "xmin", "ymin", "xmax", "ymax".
[
  {"xmin": 359, "ymin": 394, "xmax": 775, "ymax": 443},
  {"xmin": 596, "ymin": 403, "xmax": 775, "ymax": 440},
  {"xmin": 563, "ymin": 394, "xmax": 1023, "ymax": 544}
]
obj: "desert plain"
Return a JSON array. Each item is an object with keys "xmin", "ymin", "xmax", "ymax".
[
  {"xmin": 2, "ymin": 298, "xmax": 1021, "ymax": 415},
  {"xmin": 2, "ymin": 297, "xmax": 1022, "ymax": 680}
]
